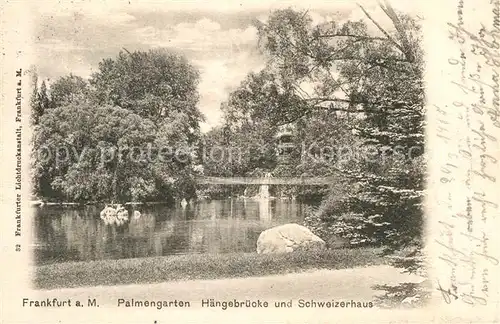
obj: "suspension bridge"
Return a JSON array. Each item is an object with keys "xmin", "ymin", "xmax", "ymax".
[{"xmin": 195, "ymin": 176, "xmax": 335, "ymax": 186}]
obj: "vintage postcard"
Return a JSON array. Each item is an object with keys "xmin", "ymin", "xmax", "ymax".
[{"xmin": 0, "ymin": 0, "xmax": 499, "ymax": 323}]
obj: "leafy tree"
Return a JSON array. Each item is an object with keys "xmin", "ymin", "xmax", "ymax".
[
  {"xmin": 30, "ymin": 71, "xmax": 55, "ymax": 197},
  {"xmin": 90, "ymin": 48, "xmax": 204, "ymax": 138},
  {"xmin": 223, "ymin": 70, "xmax": 308, "ymax": 127},
  {"xmin": 253, "ymin": 4, "xmax": 425, "ymax": 272},
  {"xmin": 289, "ymin": 110, "xmax": 360, "ymax": 201},
  {"xmin": 39, "ymin": 81, "xmax": 51, "ymax": 112},
  {"xmin": 32, "ymin": 49, "xmax": 205, "ymax": 203},
  {"xmin": 29, "ymin": 69, "xmax": 51, "ymax": 126},
  {"xmin": 152, "ymin": 110, "xmax": 200, "ymax": 201},
  {"xmin": 204, "ymin": 71, "xmax": 286, "ymax": 180},
  {"xmin": 34, "ymin": 103, "xmax": 157, "ymax": 202},
  {"xmin": 34, "ymin": 102, "xmax": 200, "ymax": 202},
  {"xmin": 201, "ymin": 120, "xmax": 278, "ymax": 198},
  {"xmin": 30, "ymin": 70, "xmax": 42, "ymax": 125},
  {"xmin": 49, "ymin": 74, "xmax": 91, "ymax": 107},
  {"xmin": 209, "ymin": 43, "xmax": 363, "ymax": 200}
]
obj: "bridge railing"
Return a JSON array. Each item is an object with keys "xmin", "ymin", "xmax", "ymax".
[{"xmin": 195, "ymin": 176, "xmax": 335, "ymax": 186}]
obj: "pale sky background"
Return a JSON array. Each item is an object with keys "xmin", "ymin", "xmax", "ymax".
[{"xmin": 33, "ymin": 0, "xmax": 421, "ymax": 132}]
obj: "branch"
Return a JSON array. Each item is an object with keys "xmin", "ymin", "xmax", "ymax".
[
  {"xmin": 293, "ymin": 84, "xmax": 312, "ymax": 100},
  {"xmin": 122, "ymin": 47, "xmax": 132, "ymax": 56},
  {"xmin": 274, "ymin": 111, "xmax": 310, "ymax": 126},
  {"xmin": 379, "ymin": 1, "xmax": 415, "ymax": 62},
  {"xmin": 337, "ymin": 55, "xmax": 411, "ymax": 63},
  {"xmin": 357, "ymin": 5, "xmax": 406, "ymax": 55},
  {"xmin": 306, "ymin": 97, "xmax": 372, "ymax": 106},
  {"xmin": 312, "ymin": 105, "xmax": 365, "ymax": 113},
  {"xmin": 300, "ymin": 9, "xmax": 310, "ymax": 20},
  {"xmin": 273, "ymin": 103, "xmax": 365, "ymax": 128},
  {"xmin": 324, "ymin": 68, "xmax": 350, "ymax": 97},
  {"xmin": 306, "ymin": 38, "xmax": 365, "ymax": 76},
  {"xmin": 268, "ymin": 25, "xmax": 317, "ymax": 61},
  {"xmin": 317, "ymin": 33, "xmax": 389, "ymax": 41},
  {"xmin": 335, "ymin": 56, "xmax": 413, "ymax": 73}
]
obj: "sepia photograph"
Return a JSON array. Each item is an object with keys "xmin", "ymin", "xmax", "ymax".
[
  {"xmin": 0, "ymin": 0, "xmax": 498, "ymax": 323},
  {"xmin": 28, "ymin": 0, "xmax": 428, "ymax": 309}
]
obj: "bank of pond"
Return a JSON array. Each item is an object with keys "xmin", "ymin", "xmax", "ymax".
[{"xmin": 34, "ymin": 247, "xmax": 387, "ymax": 290}]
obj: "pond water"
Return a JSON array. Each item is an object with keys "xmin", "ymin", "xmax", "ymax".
[{"xmin": 33, "ymin": 198, "xmax": 310, "ymax": 265}]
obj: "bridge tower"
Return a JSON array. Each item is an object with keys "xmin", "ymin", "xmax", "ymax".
[{"xmin": 275, "ymin": 123, "xmax": 296, "ymax": 164}]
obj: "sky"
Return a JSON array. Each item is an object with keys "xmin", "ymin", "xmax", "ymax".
[{"xmin": 33, "ymin": 0, "xmax": 421, "ymax": 132}]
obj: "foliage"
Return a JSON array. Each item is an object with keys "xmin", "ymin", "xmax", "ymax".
[
  {"xmin": 30, "ymin": 49, "xmax": 204, "ymax": 203},
  {"xmin": 223, "ymin": 69, "xmax": 309, "ymax": 127},
  {"xmin": 208, "ymin": 5, "xmax": 425, "ymax": 267},
  {"xmin": 34, "ymin": 103, "xmax": 157, "ymax": 202},
  {"xmin": 202, "ymin": 122, "xmax": 277, "ymax": 178},
  {"xmin": 203, "ymin": 66, "xmax": 359, "ymax": 201},
  {"xmin": 254, "ymin": 5, "xmax": 425, "ymax": 269},
  {"xmin": 373, "ymin": 280, "xmax": 431, "ymax": 308},
  {"xmin": 29, "ymin": 70, "xmax": 50, "ymax": 126},
  {"xmin": 201, "ymin": 73, "xmax": 284, "ymax": 197},
  {"xmin": 49, "ymin": 74, "xmax": 91, "ymax": 107},
  {"xmin": 90, "ymin": 49, "xmax": 203, "ymax": 135},
  {"xmin": 30, "ymin": 71, "xmax": 42, "ymax": 126}
]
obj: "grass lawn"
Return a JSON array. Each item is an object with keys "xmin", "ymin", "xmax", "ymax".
[{"xmin": 34, "ymin": 247, "xmax": 388, "ymax": 290}]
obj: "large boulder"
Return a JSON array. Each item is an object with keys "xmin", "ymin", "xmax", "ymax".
[{"xmin": 256, "ymin": 223, "xmax": 326, "ymax": 254}]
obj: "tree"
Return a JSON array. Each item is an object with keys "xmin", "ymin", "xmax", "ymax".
[
  {"xmin": 204, "ymin": 71, "xmax": 287, "ymax": 179},
  {"xmin": 254, "ymin": 4, "xmax": 421, "ymax": 119},
  {"xmin": 34, "ymin": 102, "xmax": 201, "ymax": 203},
  {"xmin": 254, "ymin": 4, "xmax": 425, "ymax": 273},
  {"xmin": 90, "ymin": 48, "xmax": 204, "ymax": 138},
  {"xmin": 39, "ymin": 81, "xmax": 51, "ymax": 112},
  {"xmin": 223, "ymin": 70, "xmax": 309, "ymax": 127},
  {"xmin": 49, "ymin": 74, "xmax": 91, "ymax": 107},
  {"xmin": 29, "ymin": 69, "xmax": 51, "ymax": 126},
  {"xmin": 201, "ymin": 121, "xmax": 278, "ymax": 198},
  {"xmin": 34, "ymin": 103, "xmax": 157, "ymax": 202},
  {"xmin": 30, "ymin": 70, "xmax": 42, "ymax": 125},
  {"xmin": 152, "ymin": 110, "xmax": 201, "ymax": 201},
  {"xmin": 212, "ymin": 53, "xmax": 361, "ymax": 201},
  {"xmin": 32, "ymin": 49, "xmax": 205, "ymax": 203}
]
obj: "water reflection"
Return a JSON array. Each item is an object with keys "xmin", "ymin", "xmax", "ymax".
[{"xmin": 33, "ymin": 199, "xmax": 306, "ymax": 265}]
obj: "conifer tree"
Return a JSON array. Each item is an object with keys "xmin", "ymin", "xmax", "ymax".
[{"xmin": 30, "ymin": 71, "xmax": 43, "ymax": 125}]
